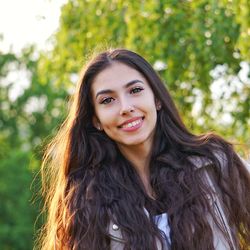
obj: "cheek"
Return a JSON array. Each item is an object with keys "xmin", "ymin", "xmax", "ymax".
[
  {"xmin": 97, "ymin": 108, "xmax": 118, "ymax": 127},
  {"xmin": 146, "ymin": 103, "xmax": 158, "ymax": 124},
  {"xmin": 144, "ymin": 100, "xmax": 157, "ymax": 114}
]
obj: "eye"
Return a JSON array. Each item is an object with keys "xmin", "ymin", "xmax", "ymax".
[
  {"xmin": 130, "ymin": 87, "xmax": 144, "ymax": 94},
  {"xmin": 100, "ymin": 97, "xmax": 114, "ymax": 104}
]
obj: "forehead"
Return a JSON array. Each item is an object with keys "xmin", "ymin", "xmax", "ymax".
[{"xmin": 91, "ymin": 62, "xmax": 148, "ymax": 94}]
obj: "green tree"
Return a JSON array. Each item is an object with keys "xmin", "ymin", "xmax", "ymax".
[
  {"xmin": 39, "ymin": 0, "xmax": 249, "ymax": 144},
  {"xmin": 0, "ymin": 137, "xmax": 40, "ymax": 250},
  {"xmin": 1, "ymin": 0, "xmax": 250, "ymax": 248},
  {"xmin": 0, "ymin": 47, "xmax": 40, "ymax": 249},
  {"xmin": 0, "ymin": 45, "xmax": 66, "ymax": 249}
]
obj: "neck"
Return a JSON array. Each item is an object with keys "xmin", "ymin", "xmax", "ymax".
[{"xmin": 118, "ymin": 142, "xmax": 155, "ymax": 199}]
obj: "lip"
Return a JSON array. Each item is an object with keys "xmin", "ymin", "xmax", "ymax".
[
  {"xmin": 118, "ymin": 116, "xmax": 144, "ymax": 132},
  {"xmin": 118, "ymin": 116, "xmax": 144, "ymax": 127}
]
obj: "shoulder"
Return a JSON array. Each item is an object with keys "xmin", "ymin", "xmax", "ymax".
[
  {"xmin": 188, "ymin": 151, "xmax": 241, "ymax": 249},
  {"xmin": 237, "ymin": 155, "xmax": 250, "ymax": 174},
  {"xmin": 188, "ymin": 148, "xmax": 250, "ymax": 174}
]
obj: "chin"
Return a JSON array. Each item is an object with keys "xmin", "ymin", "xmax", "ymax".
[{"xmin": 121, "ymin": 135, "xmax": 150, "ymax": 146}]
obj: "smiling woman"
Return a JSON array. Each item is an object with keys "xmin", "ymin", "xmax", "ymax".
[
  {"xmin": 92, "ymin": 62, "xmax": 158, "ymax": 151},
  {"xmin": 38, "ymin": 49, "xmax": 250, "ymax": 250}
]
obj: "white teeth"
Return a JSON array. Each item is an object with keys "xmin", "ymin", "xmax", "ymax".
[{"xmin": 122, "ymin": 119, "xmax": 141, "ymax": 128}]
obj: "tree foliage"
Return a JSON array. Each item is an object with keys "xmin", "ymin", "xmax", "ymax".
[
  {"xmin": 0, "ymin": 47, "xmax": 66, "ymax": 249},
  {"xmin": 0, "ymin": 137, "xmax": 40, "ymax": 250},
  {"xmin": 0, "ymin": 0, "xmax": 250, "ymax": 249},
  {"xmin": 40, "ymin": 0, "xmax": 250, "ymax": 143}
]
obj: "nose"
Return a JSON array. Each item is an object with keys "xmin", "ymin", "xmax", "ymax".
[{"xmin": 119, "ymin": 99, "xmax": 135, "ymax": 115}]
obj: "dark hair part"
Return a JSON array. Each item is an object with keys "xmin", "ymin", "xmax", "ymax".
[{"xmin": 38, "ymin": 49, "xmax": 250, "ymax": 250}]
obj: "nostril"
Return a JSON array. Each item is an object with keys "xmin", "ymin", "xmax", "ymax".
[{"xmin": 120, "ymin": 105, "xmax": 135, "ymax": 115}]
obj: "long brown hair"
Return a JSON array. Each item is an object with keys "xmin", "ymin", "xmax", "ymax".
[{"xmin": 38, "ymin": 49, "xmax": 250, "ymax": 250}]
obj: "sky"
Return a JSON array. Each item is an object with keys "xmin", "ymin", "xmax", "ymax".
[{"xmin": 0, "ymin": 0, "xmax": 68, "ymax": 53}]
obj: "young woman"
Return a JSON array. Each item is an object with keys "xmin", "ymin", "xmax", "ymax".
[{"xmin": 39, "ymin": 49, "xmax": 250, "ymax": 250}]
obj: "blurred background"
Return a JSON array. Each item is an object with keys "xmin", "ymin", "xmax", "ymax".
[{"xmin": 0, "ymin": 0, "xmax": 249, "ymax": 249}]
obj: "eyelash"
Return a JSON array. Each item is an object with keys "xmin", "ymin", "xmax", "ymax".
[
  {"xmin": 130, "ymin": 87, "xmax": 144, "ymax": 94},
  {"xmin": 100, "ymin": 97, "xmax": 114, "ymax": 104},
  {"xmin": 100, "ymin": 87, "xmax": 144, "ymax": 104}
]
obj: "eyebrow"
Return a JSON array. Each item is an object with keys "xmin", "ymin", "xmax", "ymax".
[{"xmin": 95, "ymin": 79, "xmax": 144, "ymax": 99}]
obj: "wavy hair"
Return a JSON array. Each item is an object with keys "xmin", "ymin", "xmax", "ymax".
[{"xmin": 38, "ymin": 49, "xmax": 250, "ymax": 250}]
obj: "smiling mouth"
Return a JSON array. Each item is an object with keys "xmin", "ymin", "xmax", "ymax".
[{"xmin": 118, "ymin": 117, "xmax": 145, "ymax": 129}]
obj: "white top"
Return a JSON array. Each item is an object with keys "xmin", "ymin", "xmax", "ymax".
[{"xmin": 153, "ymin": 212, "xmax": 171, "ymax": 249}]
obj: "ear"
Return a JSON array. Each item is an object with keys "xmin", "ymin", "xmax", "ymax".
[
  {"xmin": 92, "ymin": 116, "xmax": 103, "ymax": 130},
  {"xmin": 155, "ymin": 99, "xmax": 162, "ymax": 111}
]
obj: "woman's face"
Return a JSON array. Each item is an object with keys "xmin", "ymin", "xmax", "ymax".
[{"xmin": 91, "ymin": 62, "xmax": 159, "ymax": 150}]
